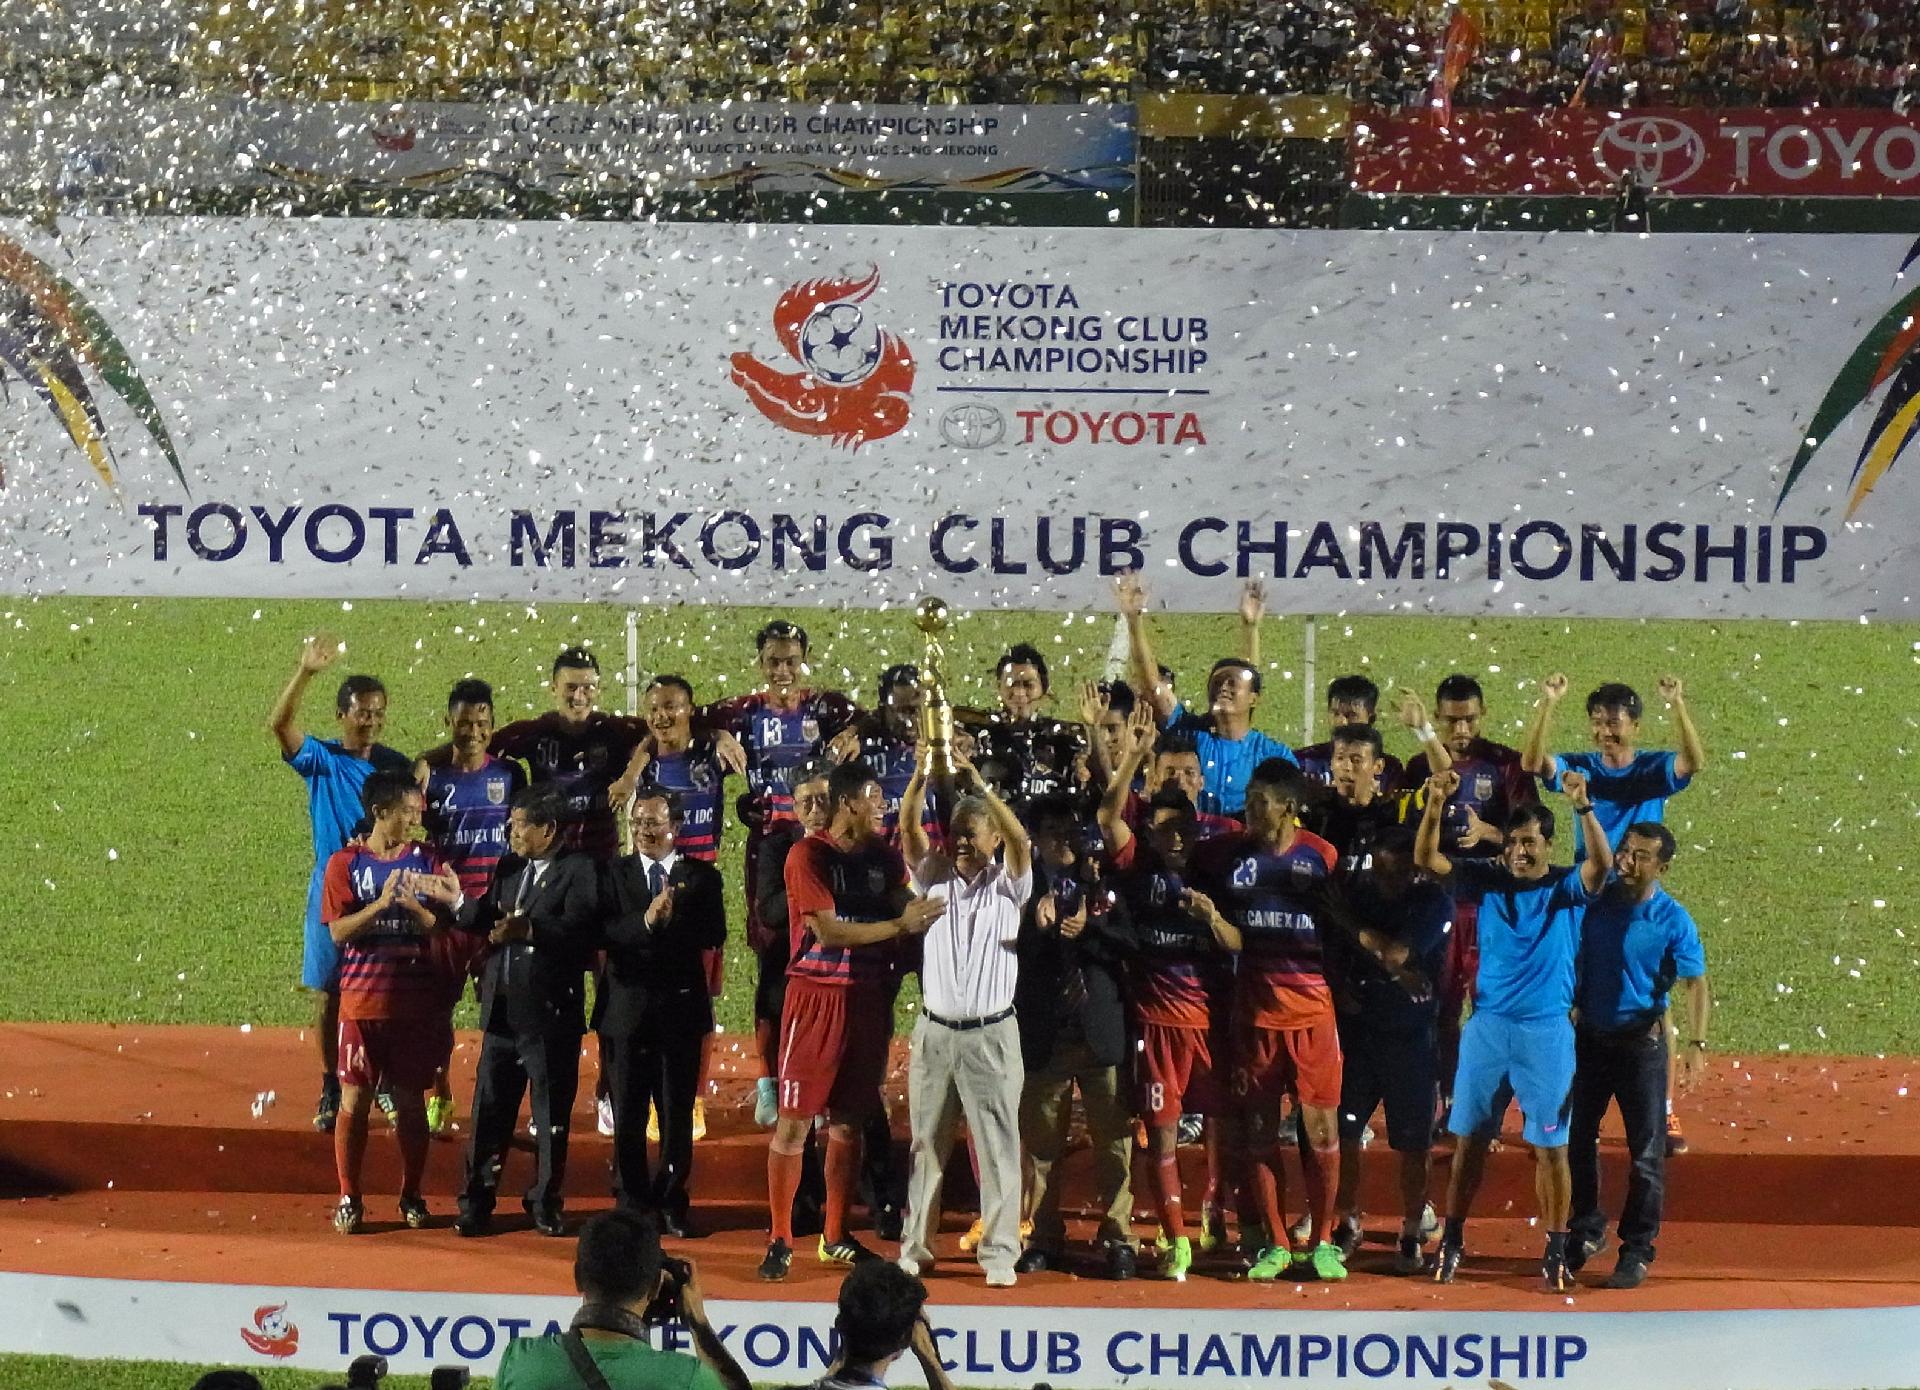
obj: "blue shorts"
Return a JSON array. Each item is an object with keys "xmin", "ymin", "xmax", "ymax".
[
  {"xmin": 301, "ymin": 868, "xmax": 341, "ymax": 992},
  {"xmin": 1447, "ymin": 1011, "xmax": 1574, "ymax": 1149},
  {"xmin": 1337, "ymin": 1020, "xmax": 1439, "ymax": 1153}
]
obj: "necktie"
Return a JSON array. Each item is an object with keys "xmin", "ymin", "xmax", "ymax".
[{"xmin": 648, "ymin": 861, "xmax": 667, "ymax": 900}]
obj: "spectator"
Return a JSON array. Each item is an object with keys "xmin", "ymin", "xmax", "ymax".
[
  {"xmin": 495, "ymin": 1210, "xmax": 750, "ymax": 1390},
  {"xmin": 796, "ymin": 1262, "xmax": 957, "ymax": 1390}
]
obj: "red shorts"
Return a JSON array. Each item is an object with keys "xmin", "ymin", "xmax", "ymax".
[
  {"xmin": 1439, "ymin": 898, "xmax": 1482, "ymax": 1027},
  {"xmin": 337, "ymin": 1015, "xmax": 452, "ymax": 1093},
  {"xmin": 776, "ymin": 977, "xmax": 891, "ymax": 1119},
  {"xmin": 1135, "ymin": 1021, "xmax": 1218, "ymax": 1128},
  {"xmin": 703, "ymin": 946, "xmax": 725, "ymax": 998},
  {"xmin": 1229, "ymin": 1013, "xmax": 1343, "ymax": 1111}
]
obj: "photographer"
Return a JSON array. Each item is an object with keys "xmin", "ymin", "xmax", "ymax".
[
  {"xmin": 495, "ymin": 1209, "xmax": 749, "ymax": 1390},
  {"xmin": 799, "ymin": 1262, "xmax": 956, "ymax": 1390}
]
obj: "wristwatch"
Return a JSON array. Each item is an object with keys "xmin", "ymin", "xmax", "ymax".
[
  {"xmin": 1687, "ymin": 1039, "xmax": 1708, "ymax": 1050},
  {"xmin": 1572, "ymin": 802, "xmax": 1594, "ymax": 814}
]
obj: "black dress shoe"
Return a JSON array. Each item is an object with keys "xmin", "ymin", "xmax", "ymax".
[
  {"xmin": 454, "ymin": 1211, "xmax": 492, "ymax": 1238},
  {"xmin": 661, "ymin": 1210, "xmax": 700, "ymax": 1240},
  {"xmin": 531, "ymin": 1208, "xmax": 568, "ymax": 1237},
  {"xmin": 1105, "ymin": 1240, "xmax": 1137, "ymax": 1281},
  {"xmin": 874, "ymin": 1204, "xmax": 903, "ymax": 1242},
  {"xmin": 1014, "ymin": 1246, "xmax": 1057, "ymax": 1275}
]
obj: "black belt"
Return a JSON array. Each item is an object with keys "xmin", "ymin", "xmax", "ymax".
[{"xmin": 924, "ymin": 1005, "xmax": 1015, "ymax": 1032}]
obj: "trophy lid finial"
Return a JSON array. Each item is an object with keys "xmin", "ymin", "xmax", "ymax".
[{"xmin": 913, "ymin": 596, "xmax": 950, "ymax": 636}]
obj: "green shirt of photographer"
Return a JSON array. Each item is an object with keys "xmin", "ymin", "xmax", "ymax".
[{"xmin": 496, "ymin": 1334, "xmax": 727, "ymax": 1390}]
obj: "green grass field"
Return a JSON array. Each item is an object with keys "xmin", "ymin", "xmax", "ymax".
[
  {"xmin": 0, "ymin": 596, "xmax": 1915, "ymax": 1056},
  {"xmin": 0, "ymin": 1355, "xmax": 485, "ymax": 1390}
]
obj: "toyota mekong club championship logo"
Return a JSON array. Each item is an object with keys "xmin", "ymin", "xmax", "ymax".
[{"xmin": 730, "ymin": 266, "xmax": 914, "ymax": 449}]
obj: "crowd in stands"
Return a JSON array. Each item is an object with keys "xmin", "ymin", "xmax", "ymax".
[
  {"xmin": 2, "ymin": 0, "xmax": 1914, "ymax": 108},
  {"xmin": 1147, "ymin": 0, "xmax": 1920, "ymax": 110}
]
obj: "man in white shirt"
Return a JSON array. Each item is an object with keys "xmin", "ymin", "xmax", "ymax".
[{"xmin": 895, "ymin": 750, "xmax": 1032, "ymax": 1288}]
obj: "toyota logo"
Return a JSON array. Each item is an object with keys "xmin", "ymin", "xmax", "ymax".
[
  {"xmin": 1594, "ymin": 116, "xmax": 1707, "ymax": 190},
  {"xmin": 939, "ymin": 402, "xmax": 1005, "ymax": 449}
]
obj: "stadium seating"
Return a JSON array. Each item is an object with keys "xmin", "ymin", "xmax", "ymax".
[{"xmin": 0, "ymin": 0, "xmax": 1911, "ymax": 107}]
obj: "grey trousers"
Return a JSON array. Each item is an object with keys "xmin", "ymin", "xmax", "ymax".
[
  {"xmin": 1020, "ymin": 1038, "xmax": 1134, "ymax": 1247},
  {"xmin": 899, "ymin": 1013, "xmax": 1025, "ymax": 1277}
]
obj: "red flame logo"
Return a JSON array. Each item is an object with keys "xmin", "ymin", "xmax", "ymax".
[
  {"xmin": 240, "ymin": 1301, "xmax": 300, "ymax": 1358},
  {"xmin": 730, "ymin": 267, "xmax": 914, "ymax": 449}
]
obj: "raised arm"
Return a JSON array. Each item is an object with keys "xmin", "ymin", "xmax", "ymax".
[
  {"xmin": 961, "ymin": 754, "xmax": 1030, "ymax": 880},
  {"xmin": 1097, "ymin": 703, "xmax": 1157, "ymax": 856},
  {"xmin": 1661, "ymin": 675, "xmax": 1706, "ymax": 778},
  {"xmin": 268, "ymin": 633, "xmax": 341, "ymax": 759},
  {"xmin": 1414, "ymin": 769, "xmax": 1459, "ymax": 878},
  {"xmin": 1520, "ymin": 672, "xmax": 1568, "ymax": 776},
  {"xmin": 1560, "ymin": 769, "xmax": 1614, "ymax": 894},
  {"xmin": 1077, "ymin": 681, "xmax": 1114, "ymax": 788},
  {"xmin": 1237, "ymin": 579, "xmax": 1266, "ymax": 667},
  {"xmin": 1116, "ymin": 572, "xmax": 1177, "ymax": 722},
  {"xmin": 900, "ymin": 747, "xmax": 933, "ymax": 867},
  {"xmin": 1395, "ymin": 687, "xmax": 1452, "ymax": 774}
]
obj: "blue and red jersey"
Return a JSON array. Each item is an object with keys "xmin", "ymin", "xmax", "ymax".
[
  {"xmin": 491, "ymin": 711, "xmax": 646, "ymax": 860},
  {"xmin": 645, "ymin": 740, "xmax": 730, "ymax": 862},
  {"xmin": 320, "ymin": 842, "xmax": 451, "ymax": 1021},
  {"xmin": 783, "ymin": 831, "xmax": 907, "ymax": 986},
  {"xmin": 1405, "ymin": 740, "xmax": 1537, "ymax": 860},
  {"xmin": 704, "ymin": 690, "xmax": 857, "ymax": 826},
  {"xmin": 1192, "ymin": 828, "xmax": 1339, "ymax": 1030},
  {"xmin": 1111, "ymin": 837, "xmax": 1226, "ymax": 1030},
  {"xmin": 422, "ymin": 756, "xmax": 526, "ymax": 899},
  {"xmin": 849, "ymin": 722, "xmax": 944, "ymax": 850}
]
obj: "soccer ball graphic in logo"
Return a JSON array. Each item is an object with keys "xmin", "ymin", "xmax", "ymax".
[
  {"xmin": 799, "ymin": 302, "xmax": 883, "ymax": 386},
  {"xmin": 240, "ymin": 1302, "xmax": 300, "ymax": 1358}
]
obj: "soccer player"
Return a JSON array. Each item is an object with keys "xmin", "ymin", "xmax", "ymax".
[
  {"xmin": 1567, "ymin": 823, "xmax": 1710, "ymax": 1289},
  {"xmin": 268, "ymin": 633, "xmax": 413, "ymax": 1133},
  {"xmin": 320, "ymin": 771, "xmax": 463, "ymax": 1234},
  {"xmin": 1134, "ymin": 733, "xmax": 1241, "ymax": 841},
  {"xmin": 1402, "ymin": 673, "xmax": 1538, "ymax": 1123},
  {"xmin": 1296, "ymin": 677, "xmax": 1454, "ymax": 792},
  {"xmin": 1098, "ymin": 709, "xmax": 1230, "ymax": 1283},
  {"xmin": 1312, "ymin": 724, "xmax": 1415, "ymax": 870},
  {"xmin": 896, "ymin": 750, "xmax": 1031, "ymax": 1287},
  {"xmin": 1327, "ymin": 826, "xmax": 1451, "ymax": 1274},
  {"xmin": 418, "ymin": 678, "xmax": 526, "ymax": 1134},
  {"xmin": 830, "ymin": 664, "xmax": 943, "ymax": 849},
  {"xmin": 612, "ymin": 675, "xmax": 736, "ymax": 865},
  {"xmin": 1187, "ymin": 759, "xmax": 1345, "ymax": 1282},
  {"xmin": 486, "ymin": 647, "xmax": 648, "ymax": 861},
  {"xmin": 959, "ymin": 643, "xmax": 1086, "ymax": 809},
  {"xmin": 760, "ymin": 761, "xmax": 944, "ymax": 1281},
  {"xmin": 704, "ymin": 621, "xmax": 859, "ymax": 1103},
  {"xmin": 1520, "ymin": 673, "xmax": 1706, "ymax": 1153},
  {"xmin": 1414, "ymin": 766, "xmax": 1612, "ymax": 1291},
  {"xmin": 1118, "ymin": 573, "xmax": 1295, "ymax": 817}
]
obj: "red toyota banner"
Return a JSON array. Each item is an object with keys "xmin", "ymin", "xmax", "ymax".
[{"xmin": 1350, "ymin": 106, "xmax": 1920, "ymax": 198}]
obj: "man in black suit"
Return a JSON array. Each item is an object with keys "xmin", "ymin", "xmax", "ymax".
[
  {"xmin": 454, "ymin": 786, "xmax": 598, "ymax": 1237},
  {"xmin": 1015, "ymin": 795, "xmax": 1138, "ymax": 1280},
  {"xmin": 599, "ymin": 786, "xmax": 727, "ymax": 1237}
]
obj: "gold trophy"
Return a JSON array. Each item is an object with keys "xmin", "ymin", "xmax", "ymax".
[{"xmin": 913, "ymin": 596, "xmax": 957, "ymax": 779}]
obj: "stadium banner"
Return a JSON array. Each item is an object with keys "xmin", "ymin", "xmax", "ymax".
[
  {"xmin": 8, "ymin": 1271, "xmax": 1920, "ymax": 1386},
  {"xmin": 1350, "ymin": 106, "xmax": 1920, "ymax": 198},
  {"xmin": 1, "ymin": 217, "xmax": 1916, "ymax": 618},
  {"xmin": 0, "ymin": 99, "xmax": 1137, "ymax": 197}
]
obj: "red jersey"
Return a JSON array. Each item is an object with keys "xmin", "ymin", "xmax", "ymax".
[
  {"xmin": 321, "ymin": 842, "xmax": 450, "ymax": 1021},
  {"xmin": 1111, "ymin": 836, "xmax": 1225, "ymax": 1030},
  {"xmin": 783, "ymin": 830, "xmax": 907, "ymax": 986},
  {"xmin": 1192, "ymin": 829, "xmax": 1339, "ymax": 1031},
  {"xmin": 1405, "ymin": 740, "xmax": 1537, "ymax": 860}
]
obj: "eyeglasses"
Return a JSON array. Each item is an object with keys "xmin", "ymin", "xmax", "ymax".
[{"xmin": 629, "ymin": 815, "xmax": 675, "ymax": 830}]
